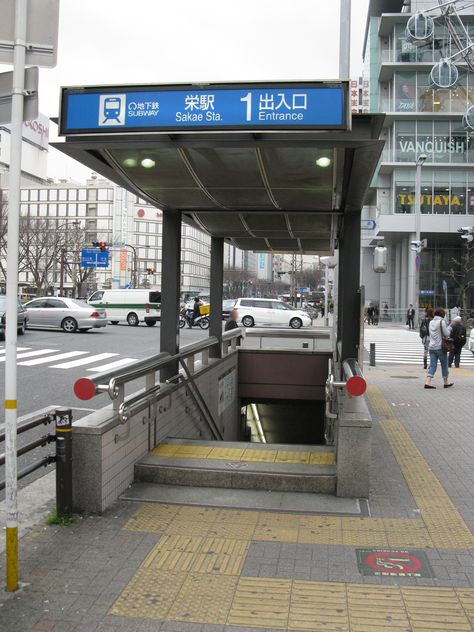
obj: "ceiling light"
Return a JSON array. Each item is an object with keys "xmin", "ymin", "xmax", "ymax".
[
  {"xmin": 122, "ymin": 158, "xmax": 137, "ymax": 168},
  {"xmin": 141, "ymin": 158, "xmax": 156, "ymax": 169},
  {"xmin": 316, "ymin": 156, "xmax": 331, "ymax": 168}
]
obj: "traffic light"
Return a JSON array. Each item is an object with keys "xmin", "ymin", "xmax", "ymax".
[{"xmin": 92, "ymin": 241, "xmax": 108, "ymax": 251}]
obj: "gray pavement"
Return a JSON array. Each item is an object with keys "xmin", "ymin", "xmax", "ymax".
[{"xmin": 1, "ymin": 355, "xmax": 474, "ymax": 630}]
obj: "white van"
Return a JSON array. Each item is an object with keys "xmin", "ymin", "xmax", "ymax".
[
  {"xmin": 87, "ymin": 289, "xmax": 161, "ymax": 326},
  {"xmin": 233, "ymin": 298, "xmax": 312, "ymax": 329}
]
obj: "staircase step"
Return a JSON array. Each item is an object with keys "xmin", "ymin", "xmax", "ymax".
[
  {"xmin": 121, "ymin": 482, "xmax": 365, "ymax": 515},
  {"xmin": 135, "ymin": 439, "xmax": 336, "ymax": 494}
]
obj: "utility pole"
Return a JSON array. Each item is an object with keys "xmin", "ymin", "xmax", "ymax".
[
  {"xmin": 59, "ymin": 248, "xmax": 66, "ymax": 295},
  {"xmin": 4, "ymin": 0, "xmax": 27, "ymax": 592}
]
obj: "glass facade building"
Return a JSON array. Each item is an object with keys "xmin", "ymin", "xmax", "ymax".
[{"xmin": 361, "ymin": 0, "xmax": 474, "ymax": 313}]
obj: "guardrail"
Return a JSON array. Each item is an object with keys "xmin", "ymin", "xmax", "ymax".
[
  {"xmin": 0, "ymin": 407, "xmax": 73, "ymax": 518},
  {"xmin": 73, "ymin": 329, "xmax": 243, "ymax": 432}
]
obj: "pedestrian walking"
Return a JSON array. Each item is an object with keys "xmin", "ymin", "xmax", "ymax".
[
  {"xmin": 406, "ymin": 304, "xmax": 415, "ymax": 329},
  {"xmin": 367, "ymin": 303, "xmax": 375, "ymax": 325},
  {"xmin": 419, "ymin": 307, "xmax": 434, "ymax": 370},
  {"xmin": 424, "ymin": 307, "xmax": 453, "ymax": 389},
  {"xmin": 224, "ymin": 308, "xmax": 244, "ymax": 345},
  {"xmin": 448, "ymin": 316, "xmax": 466, "ymax": 368}
]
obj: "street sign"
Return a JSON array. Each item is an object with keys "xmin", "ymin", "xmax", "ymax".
[
  {"xmin": 298, "ymin": 287, "xmax": 310, "ymax": 293},
  {"xmin": 361, "ymin": 219, "xmax": 376, "ymax": 230},
  {"xmin": 59, "ymin": 82, "xmax": 349, "ymax": 135},
  {"xmin": 81, "ymin": 248, "xmax": 109, "ymax": 268},
  {"xmin": 0, "ymin": 67, "xmax": 38, "ymax": 125},
  {"xmin": 0, "ymin": 0, "xmax": 59, "ymax": 67},
  {"xmin": 420, "ymin": 290, "xmax": 435, "ymax": 295}
]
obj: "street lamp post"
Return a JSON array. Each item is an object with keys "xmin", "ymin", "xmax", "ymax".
[{"xmin": 413, "ymin": 154, "xmax": 427, "ymax": 323}]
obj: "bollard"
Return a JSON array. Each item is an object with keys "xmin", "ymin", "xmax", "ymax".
[
  {"xmin": 55, "ymin": 407, "xmax": 73, "ymax": 518},
  {"xmin": 369, "ymin": 343, "xmax": 376, "ymax": 367}
]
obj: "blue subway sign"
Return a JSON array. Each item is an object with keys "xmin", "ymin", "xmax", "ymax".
[{"xmin": 59, "ymin": 82, "xmax": 349, "ymax": 135}]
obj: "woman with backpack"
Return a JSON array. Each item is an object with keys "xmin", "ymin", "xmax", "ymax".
[
  {"xmin": 419, "ymin": 307, "xmax": 434, "ymax": 370},
  {"xmin": 448, "ymin": 316, "xmax": 467, "ymax": 368}
]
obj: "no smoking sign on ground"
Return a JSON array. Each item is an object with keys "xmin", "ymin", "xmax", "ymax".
[{"xmin": 356, "ymin": 549, "xmax": 433, "ymax": 578}]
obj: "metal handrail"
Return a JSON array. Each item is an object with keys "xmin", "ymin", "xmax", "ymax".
[{"xmin": 74, "ymin": 332, "xmax": 243, "ymax": 404}]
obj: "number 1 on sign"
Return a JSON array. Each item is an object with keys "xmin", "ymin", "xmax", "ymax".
[{"xmin": 240, "ymin": 93, "xmax": 252, "ymax": 121}]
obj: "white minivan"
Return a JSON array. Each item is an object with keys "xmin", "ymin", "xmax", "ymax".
[
  {"xmin": 233, "ymin": 298, "xmax": 312, "ymax": 329},
  {"xmin": 88, "ymin": 289, "xmax": 161, "ymax": 326}
]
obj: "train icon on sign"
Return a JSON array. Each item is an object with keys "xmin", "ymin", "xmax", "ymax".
[{"xmin": 98, "ymin": 94, "xmax": 126, "ymax": 126}]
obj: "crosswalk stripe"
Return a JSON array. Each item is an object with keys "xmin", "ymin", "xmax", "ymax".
[
  {"xmin": 87, "ymin": 358, "xmax": 137, "ymax": 372},
  {"xmin": 0, "ymin": 347, "xmax": 32, "ymax": 355},
  {"xmin": 19, "ymin": 351, "xmax": 88, "ymax": 366},
  {"xmin": 51, "ymin": 353, "xmax": 118, "ymax": 369},
  {"xmin": 0, "ymin": 349, "xmax": 58, "ymax": 363}
]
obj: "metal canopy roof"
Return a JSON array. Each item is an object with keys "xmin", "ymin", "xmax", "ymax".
[{"xmin": 52, "ymin": 114, "xmax": 384, "ymax": 255}]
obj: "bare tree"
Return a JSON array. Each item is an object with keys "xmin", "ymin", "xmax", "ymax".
[
  {"xmin": 18, "ymin": 217, "xmax": 66, "ymax": 296},
  {"xmin": 443, "ymin": 240, "xmax": 474, "ymax": 316},
  {"xmin": 62, "ymin": 223, "xmax": 97, "ymax": 297}
]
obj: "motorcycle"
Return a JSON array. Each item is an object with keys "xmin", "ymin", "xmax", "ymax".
[{"xmin": 179, "ymin": 308, "xmax": 209, "ymax": 329}]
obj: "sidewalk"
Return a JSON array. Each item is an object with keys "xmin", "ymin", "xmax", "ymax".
[{"xmin": 1, "ymin": 362, "xmax": 474, "ymax": 631}]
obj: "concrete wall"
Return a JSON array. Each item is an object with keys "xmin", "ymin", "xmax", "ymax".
[
  {"xmin": 335, "ymin": 390, "xmax": 372, "ymax": 498},
  {"xmin": 72, "ymin": 353, "xmax": 240, "ymax": 513}
]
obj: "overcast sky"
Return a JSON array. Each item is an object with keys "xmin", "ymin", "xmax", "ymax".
[{"xmin": 19, "ymin": 0, "xmax": 370, "ymax": 181}]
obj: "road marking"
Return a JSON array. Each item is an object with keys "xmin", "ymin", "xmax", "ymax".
[
  {"xmin": 0, "ymin": 347, "xmax": 31, "ymax": 354},
  {"xmin": 87, "ymin": 357, "xmax": 137, "ymax": 372},
  {"xmin": 18, "ymin": 351, "xmax": 88, "ymax": 366},
  {"xmin": 0, "ymin": 349, "xmax": 58, "ymax": 363},
  {"xmin": 50, "ymin": 352, "xmax": 118, "ymax": 369}
]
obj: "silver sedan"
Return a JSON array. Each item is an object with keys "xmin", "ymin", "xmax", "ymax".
[{"xmin": 24, "ymin": 297, "xmax": 107, "ymax": 333}]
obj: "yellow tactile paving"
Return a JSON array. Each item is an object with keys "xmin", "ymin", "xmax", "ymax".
[
  {"xmin": 242, "ymin": 448, "xmax": 278, "ymax": 462},
  {"xmin": 207, "ymin": 446, "xmax": 246, "ymax": 460},
  {"xmin": 380, "ymin": 418, "xmax": 474, "ymax": 549},
  {"xmin": 122, "ymin": 503, "xmax": 179, "ymax": 533},
  {"xmin": 151, "ymin": 442, "xmax": 336, "ymax": 465},
  {"xmin": 309, "ymin": 451, "xmax": 336, "ymax": 464},
  {"xmin": 111, "ymin": 381, "xmax": 474, "ymax": 628},
  {"xmin": 289, "ymin": 581, "xmax": 349, "ymax": 631},
  {"xmin": 366, "ymin": 384, "xmax": 394, "ymax": 418},
  {"xmin": 227, "ymin": 577, "xmax": 291, "ymax": 629},
  {"xmin": 167, "ymin": 572, "xmax": 238, "ymax": 624},
  {"xmin": 109, "ymin": 568, "xmax": 187, "ymax": 620},
  {"xmin": 275, "ymin": 450, "xmax": 310, "ymax": 464}
]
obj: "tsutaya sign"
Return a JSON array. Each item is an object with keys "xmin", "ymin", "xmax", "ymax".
[
  {"xmin": 59, "ymin": 82, "xmax": 349, "ymax": 134},
  {"xmin": 399, "ymin": 193, "xmax": 463, "ymax": 208}
]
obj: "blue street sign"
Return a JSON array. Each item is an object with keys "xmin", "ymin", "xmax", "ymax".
[
  {"xmin": 81, "ymin": 248, "xmax": 109, "ymax": 268},
  {"xmin": 361, "ymin": 219, "xmax": 376, "ymax": 230},
  {"xmin": 420, "ymin": 290, "xmax": 435, "ymax": 295},
  {"xmin": 298, "ymin": 287, "xmax": 310, "ymax": 293},
  {"xmin": 60, "ymin": 82, "xmax": 348, "ymax": 134}
]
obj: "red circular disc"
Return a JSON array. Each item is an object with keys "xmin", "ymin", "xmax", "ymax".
[
  {"xmin": 346, "ymin": 375, "xmax": 367, "ymax": 397},
  {"xmin": 74, "ymin": 378, "xmax": 96, "ymax": 401}
]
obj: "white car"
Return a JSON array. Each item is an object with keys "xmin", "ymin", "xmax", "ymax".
[
  {"xmin": 232, "ymin": 298, "xmax": 312, "ymax": 329},
  {"xmin": 469, "ymin": 327, "xmax": 474, "ymax": 354}
]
